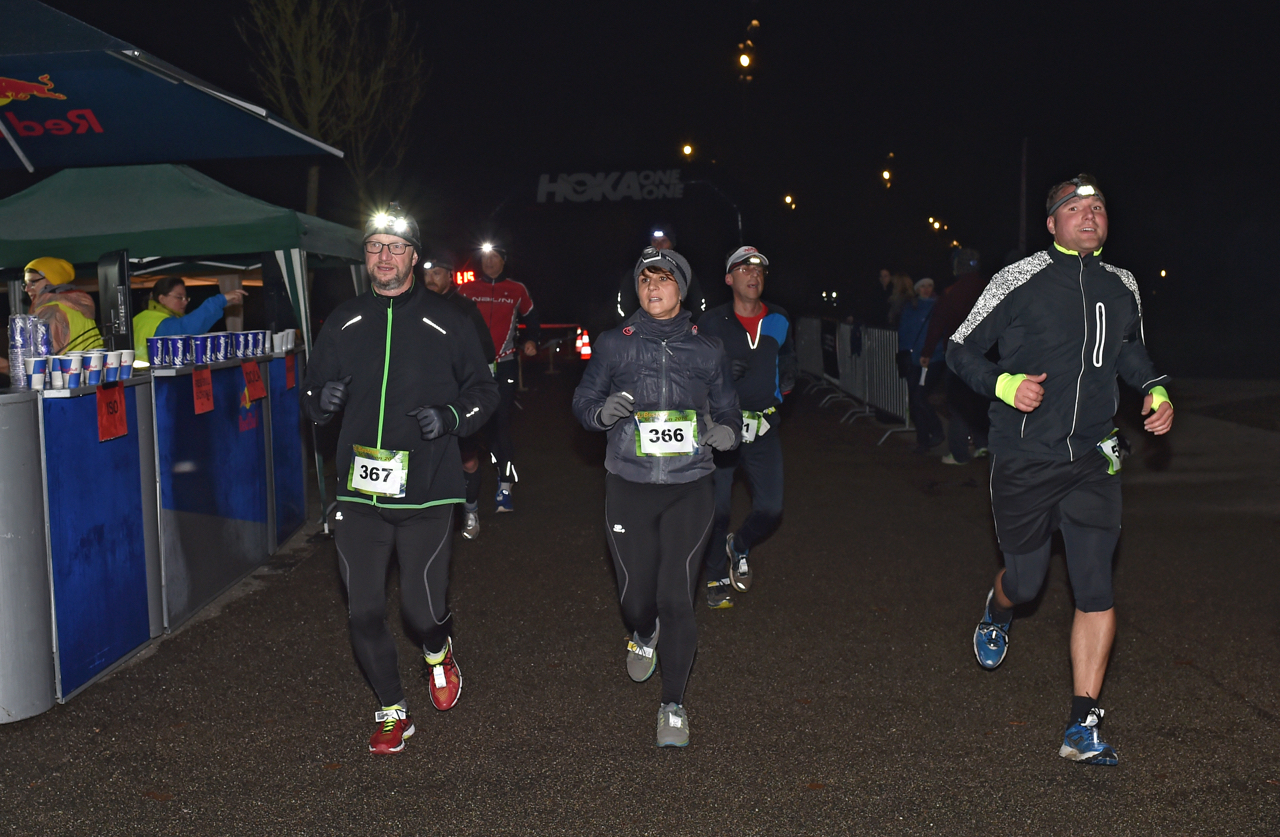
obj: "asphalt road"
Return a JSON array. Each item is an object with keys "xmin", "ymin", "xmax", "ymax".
[{"xmin": 2, "ymin": 367, "xmax": 1277, "ymax": 836}]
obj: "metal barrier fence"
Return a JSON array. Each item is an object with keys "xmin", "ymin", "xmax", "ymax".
[{"xmin": 796, "ymin": 318, "xmax": 913, "ymax": 444}]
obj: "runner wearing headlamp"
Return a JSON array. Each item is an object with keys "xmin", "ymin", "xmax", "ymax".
[{"xmin": 948, "ymin": 174, "xmax": 1174, "ymax": 766}]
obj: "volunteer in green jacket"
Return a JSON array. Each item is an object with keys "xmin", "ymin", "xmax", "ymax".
[
  {"xmin": 132, "ymin": 277, "xmax": 247, "ymax": 355},
  {"xmin": 1, "ymin": 257, "xmax": 105, "ymax": 377}
]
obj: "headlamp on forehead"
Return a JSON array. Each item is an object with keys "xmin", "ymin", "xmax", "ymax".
[
  {"xmin": 652, "ymin": 229, "xmax": 664, "ymax": 239},
  {"xmin": 481, "ymin": 242, "xmax": 494, "ymax": 253},
  {"xmin": 1047, "ymin": 177, "xmax": 1104, "ymax": 216}
]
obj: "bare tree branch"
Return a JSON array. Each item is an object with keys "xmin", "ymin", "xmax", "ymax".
[{"xmin": 237, "ymin": 0, "xmax": 426, "ymax": 213}]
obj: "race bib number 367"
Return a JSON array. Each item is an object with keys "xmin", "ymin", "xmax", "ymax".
[
  {"xmin": 634, "ymin": 410, "xmax": 698, "ymax": 456},
  {"xmin": 348, "ymin": 445, "xmax": 409, "ymax": 498}
]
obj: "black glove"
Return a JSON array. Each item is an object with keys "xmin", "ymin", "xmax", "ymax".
[
  {"xmin": 597, "ymin": 391, "xmax": 636, "ymax": 426},
  {"xmin": 319, "ymin": 376, "xmax": 352, "ymax": 414},
  {"xmin": 407, "ymin": 406, "xmax": 452, "ymax": 440},
  {"xmin": 730, "ymin": 359, "xmax": 749, "ymax": 381},
  {"xmin": 702, "ymin": 423, "xmax": 736, "ymax": 451}
]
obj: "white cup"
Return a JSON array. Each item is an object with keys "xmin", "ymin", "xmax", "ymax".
[
  {"xmin": 284, "ymin": 330, "xmax": 295, "ymax": 350},
  {"xmin": 120, "ymin": 349, "xmax": 135, "ymax": 379},
  {"xmin": 105, "ymin": 350, "xmax": 122, "ymax": 382},
  {"xmin": 50, "ymin": 356, "xmax": 66, "ymax": 389}
]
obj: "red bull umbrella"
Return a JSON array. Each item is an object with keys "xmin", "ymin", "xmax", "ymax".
[{"xmin": 0, "ymin": 0, "xmax": 341, "ymax": 172}]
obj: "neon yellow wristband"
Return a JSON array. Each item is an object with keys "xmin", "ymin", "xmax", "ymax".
[
  {"xmin": 995, "ymin": 373, "xmax": 1027, "ymax": 408},
  {"xmin": 1149, "ymin": 385, "xmax": 1171, "ymax": 411}
]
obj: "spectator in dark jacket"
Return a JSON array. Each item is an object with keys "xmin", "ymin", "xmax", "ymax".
[{"xmin": 922, "ymin": 248, "xmax": 991, "ymax": 464}]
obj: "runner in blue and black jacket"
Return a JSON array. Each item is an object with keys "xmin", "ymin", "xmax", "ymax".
[{"xmin": 696, "ymin": 246, "xmax": 796, "ymax": 608}]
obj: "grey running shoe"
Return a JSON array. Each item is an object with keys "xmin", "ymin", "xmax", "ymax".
[
  {"xmin": 656, "ymin": 702, "xmax": 689, "ymax": 748},
  {"xmin": 462, "ymin": 508, "xmax": 480, "ymax": 540},
  {"xmin": 626, "ymin": 620, "xmax": 659, "ymax": 682},
  {"xmin": 727, "ymin": 533, "xmax": 751, "ymax": 592},
  {"xmin": 706, "ymin": 578, "xmax": 734, "ymax": 609}
]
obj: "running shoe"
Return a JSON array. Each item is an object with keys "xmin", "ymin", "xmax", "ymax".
[
  {"xmin": 706, "ymin": 578, "xmax": 734, "ymax": 609},
  {"xmin": 973, "ymin": 588, "xmax": 1011, "ymax": 670},
  {"xmin": 727, "ymin": 533, "xmax": 751, "ymax": 593},
  {"xmin": 626, "ymin": 620, "xmax": 659, "ymax": 682},
  {"xmin": 656, "ymin": 702, "xmax": 689, "ymax": 748},
  {"xmin": 940, "ymin": 453, "xmax": 968, "ymax": 465},
  {"xmin": 368, "ymin": 706, "xmax": 414, "ymax": 754},
  {"xmin": 425, "ymin": 637, "xmax": 462, "ymax": 711},
  {"xmin": 973, "ymin": 447, "xmax": 989, "ymax": 458},
  {"xmin": 1060, "ymin": 708, "xmax": 1118, "ymax": 765},
  {"xmin": 494, "ymin": 486, "xmax": 513, "ymax": 514},
  {"xmin": 462, "ymin": 508, "xmax": 481, "ymax": 540}
]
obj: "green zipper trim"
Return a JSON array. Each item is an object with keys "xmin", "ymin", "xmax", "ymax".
[
  {"xmin": 377, "ymin": 302, "xmax": 393, "ymax": 448},
  {"xmin": 338, "ymin": 494, "xmax": 464, "ymax": 509},
  {"xmin": 372, "ymin": 300, "xmax": 395, "ymax": 507}
]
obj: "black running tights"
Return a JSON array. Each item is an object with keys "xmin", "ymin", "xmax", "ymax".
[
  {"xmin": 334, "ymin": 501, "xmax": 454, "ymax": 707},
  {"xmin": 604, "ymin": 473, "xmax": 715, "ymax": 705}
]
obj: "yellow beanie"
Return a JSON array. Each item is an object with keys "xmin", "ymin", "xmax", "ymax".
[{"xmin": 24, "ymin": 257, "xmax": 75, "ymax": 285}]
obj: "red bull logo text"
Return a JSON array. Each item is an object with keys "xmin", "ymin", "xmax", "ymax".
[{"xmin": 1, "ymin": 74, "xmax": 103, "ymax": 136}]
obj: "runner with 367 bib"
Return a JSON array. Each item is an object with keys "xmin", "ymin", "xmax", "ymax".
[{"xmin": 303, "ymin": 205, "xmax": 498, "ymax": 754}]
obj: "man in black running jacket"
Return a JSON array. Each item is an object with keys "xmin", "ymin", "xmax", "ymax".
[
  {"xmin": 303, "ymin": 205, "xmax": 498, "ymax": 755},
  {"xmin": 947, "ymin": 174, "xmax": 1173, "ymax": 766}
]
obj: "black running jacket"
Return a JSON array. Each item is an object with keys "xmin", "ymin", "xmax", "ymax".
[{"xmin": 947, "ymin": 246, "xmax": 1170, "ymax": 461}]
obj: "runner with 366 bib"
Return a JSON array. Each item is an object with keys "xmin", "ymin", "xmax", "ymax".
[
  {"xmin": 573, "ymin": 246, "xmax": 741, "ymax": 748},
  {"xmin": 303, "ymin": 205, "xmax": 498, "ymax": 754}
]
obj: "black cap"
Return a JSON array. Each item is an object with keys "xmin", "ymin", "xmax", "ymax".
[{"xmin": 364, "ymin": 202, "xmax": 422, "ymax": 250}]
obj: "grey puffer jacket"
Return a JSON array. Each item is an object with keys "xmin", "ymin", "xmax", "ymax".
[{"xmin": 573, "ymin": 309, "xmax": 741, "ymax": 484}]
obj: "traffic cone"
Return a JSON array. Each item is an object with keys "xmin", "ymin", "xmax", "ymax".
[
  {"xmin": 580, "ymin": 329, "xmax": 592, "ymax": 359},
  {"xmin": 575, "ymin": 328, "xmax": 583, "ymax": 352}
]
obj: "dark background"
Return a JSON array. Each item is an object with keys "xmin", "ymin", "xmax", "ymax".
[{"xmin": 4, "ymin": 1, "xmax": 1275, "ymax": 375}]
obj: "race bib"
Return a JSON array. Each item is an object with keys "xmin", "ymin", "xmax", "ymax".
[
  {"xmin": 741, "ymin": 411, "xmax": 772, "ymax": 443},
  {"xmin": 1096, "ymin": 430, "xmax": 1122, "ymax": 475},
  {"xmin": 348, "ymin": 445, "xmax": 409, "ymax": 497},
  {"xmin": 634, "ymin": 410, "xmax": 698, "ymax": 456}
]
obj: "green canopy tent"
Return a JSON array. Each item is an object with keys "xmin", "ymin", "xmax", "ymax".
[{"xmin": 0, "ymin": 163, "xmax": 366, "ymax": 354}]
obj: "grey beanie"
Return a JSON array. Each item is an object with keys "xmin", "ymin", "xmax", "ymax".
[{"xmin": 633, "ymin": 246, "xmax": 692, "ymax": 300}]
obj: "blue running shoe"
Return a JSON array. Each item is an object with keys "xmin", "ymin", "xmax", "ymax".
[
  {"xmin": 1060, "ymin": 708, "xmax": 1118, "ymax": 765},
  {"xmin": 494, "ymin": 486, "xmax": 513, "ymax": 514},
  {"xmin": 973, "ymin": 588, "xmax": 1011, "ymax": 669}
]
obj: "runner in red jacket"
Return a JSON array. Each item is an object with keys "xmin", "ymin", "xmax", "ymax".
[{"xmin": 456, "ymin": 242, "xmax": 541, "ymax": 512}]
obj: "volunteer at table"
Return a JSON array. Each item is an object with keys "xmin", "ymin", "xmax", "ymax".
[{"xmin": 132, "ymin": 278, "xmax": 247, "ymax": 355}]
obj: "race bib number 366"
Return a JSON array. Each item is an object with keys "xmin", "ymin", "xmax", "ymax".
[
  {"xmin": 634, "ymin": 410, "xmax": 698, "ymax": 456},
  {"xmin": 348, "ymin": 445, "xmax": 409, "ymax": 498}
]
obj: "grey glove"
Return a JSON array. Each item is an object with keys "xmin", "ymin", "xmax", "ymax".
[
  {"xmin": 319, "ymin": 375, "xmax": 352, "ymax": 414},
  {"xmin": 407, "ymin": 406, "xmax": 452, "ymax": 440},
  {"xmin": 597, "ymin": 391, "xmax": 636, "ymax": 426},
  {"xmin": 730, "ymin": 359, "xmax": 749, "ymax": 381},
  {"xmin": 702, "ymin": 423, "xmax": 736, "ymax": 451}
]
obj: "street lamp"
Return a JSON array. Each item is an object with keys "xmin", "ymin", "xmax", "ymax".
[
  {"xmin": 882, "ymin": 169, "xmax": 891, "ymax": 188},
  {"xmin": 682, "ymin": 144, "xmax": 693, "ymax": 156}
]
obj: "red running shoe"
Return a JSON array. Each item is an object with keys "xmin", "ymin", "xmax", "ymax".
[
  {"xmin": 368, "ymin": 707, "xmax": 414, "ymax": 754},
  {"xmin": 426, "ymin": 637, "xmax": 462, "ymax": 711}
]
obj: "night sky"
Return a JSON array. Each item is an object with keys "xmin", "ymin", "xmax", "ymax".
[{"xmin": 8, "ymin": 1, "xmax": 1276, "ymax": 375}]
